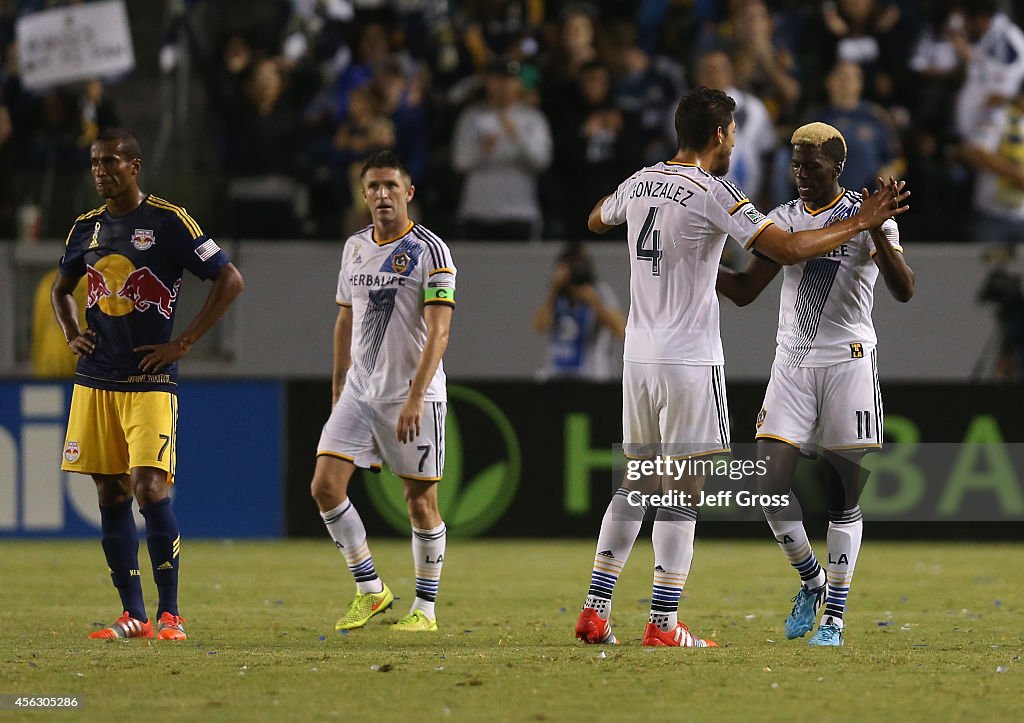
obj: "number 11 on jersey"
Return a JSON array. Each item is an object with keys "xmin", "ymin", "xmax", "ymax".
[{"xmin": 636, "ymin": 206, "xmax": 663, "ymax": 276}]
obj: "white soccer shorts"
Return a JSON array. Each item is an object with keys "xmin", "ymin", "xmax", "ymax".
[
  {"xmin": 317, "ymin": 385, "xmax": 446, "ymax": 481},
  {"xmin": 755, "ymin": 349, "xmax": 883, "ymax": 451},
  {"xmin": 622, "ymin": 361, "xmax": 731, "ymax": 459}
]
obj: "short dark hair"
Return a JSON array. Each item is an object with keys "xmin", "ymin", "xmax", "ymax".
[
  {"xmin": 674, "ymin": 86, "xmax": 736, "ymax": 152},
  {"xmin": 94, "ymin": 128, "xmax": 142, "ymax": 160},
  {"xmin": 360, "ymin": 150, "xmax": 410, "ymax": 181}
]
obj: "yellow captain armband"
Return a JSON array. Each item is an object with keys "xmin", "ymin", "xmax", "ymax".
[{"xmin": 424, "ymin": 286, "xmax": 455, "ymax": 306}]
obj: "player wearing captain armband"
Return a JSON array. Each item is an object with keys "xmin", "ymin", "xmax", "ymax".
[{"xmin": 310, "ymin": 151, "xmax": 456, "ymax": 633}]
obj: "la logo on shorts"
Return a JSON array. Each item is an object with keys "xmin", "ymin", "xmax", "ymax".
[
  {"xmin": 756, "ymin": 408, "xmax": 767, "ymax": 429},
  {"xmin": 64, "ymin": 441, "xmax": 81, "ymax": 463}
]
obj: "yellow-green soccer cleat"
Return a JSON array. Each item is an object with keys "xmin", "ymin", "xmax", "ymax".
[
  {"xmin": 334, "ymin": 584, "xmax": 394, "ymax": 631},
  {"xmin": 391, "ymin": 609, "xmax": 438, "ymax": 632}
]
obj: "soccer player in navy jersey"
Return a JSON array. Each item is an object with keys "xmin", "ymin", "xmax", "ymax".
[{"xmin": 51, "ymin": 129, "xmax": 244, "ymax": 640}]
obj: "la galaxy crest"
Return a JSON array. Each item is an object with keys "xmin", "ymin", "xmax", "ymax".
[
  {"xmin": 391, "ymin": 251, "xmax": 411, "ymax": 274},
  {"xmin": 379, "ymin": 238, "xmax": 423, "ymax": 277}
]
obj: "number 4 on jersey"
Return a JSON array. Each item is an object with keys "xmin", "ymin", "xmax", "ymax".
[{"xmin": 636, "ymin": 206, "xmax": 663, "ymax": 276}]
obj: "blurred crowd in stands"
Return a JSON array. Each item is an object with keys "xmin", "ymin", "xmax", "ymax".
[{"xmin": 3, "ymin": 0, "xmax": 1024, "ymax": 246}]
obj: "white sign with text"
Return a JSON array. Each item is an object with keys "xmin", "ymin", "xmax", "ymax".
[{"xmin": 16, "ymin": 0, "xmax": 135, "ymax": 91}]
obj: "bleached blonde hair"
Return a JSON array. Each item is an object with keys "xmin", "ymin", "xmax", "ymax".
[{"xmin": 790, "ymin": 122, "xmax": 847, "ymax": 163}]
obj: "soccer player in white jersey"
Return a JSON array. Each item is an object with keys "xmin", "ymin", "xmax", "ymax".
[
  {"xmin": 717, "ymin": 122, "xmax": 915, "ymax": 647},
  {"xmin": 310, "ymin": 151, "xmax": 456, "ymax": 633},
  {"xmin": 574, "ymin": 89, "xmax": 909, "ymax": 648}
]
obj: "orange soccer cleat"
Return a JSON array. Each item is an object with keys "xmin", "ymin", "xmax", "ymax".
[
  {"xmin": 156, "ymin": 612, "xmax": 187, "ymax": 640},
  {"xmin": 89, "ymin": 612, "xmax": 153, "ymax": 639},
  {"xmin": 575, "ymin": 608, "xmax": 618, "ymax": 645},
  {"xmin": 642, "ymin": 621, "xmax": 718, "ymax": 648}
]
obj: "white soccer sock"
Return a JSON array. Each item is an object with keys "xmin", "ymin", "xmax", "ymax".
[
  {"xmin": 585, "ymin": 488, "xmax": 647, "ymax": 619},
  {"xmin": 411, "ymin": 522, "xmax": 446, "ymax": 620},
  {"xmin": 649, "ymin": 506, "xmax": 697, "ymax": 632},
  {"xmin": 764, "ymin": 495, "xmax": 825, "ymax": 590},
  {"xmin": 320, "ymin": 500, "xmax": 383, "ymax": 594},
  {"xmin": 823, "ymin": 506, "xmax": 863, "ymax": 629}
]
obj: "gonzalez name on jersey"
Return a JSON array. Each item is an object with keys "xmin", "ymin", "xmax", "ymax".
[{"xmin": 600, "ymin": 161, "xmax": 774, "ymax": 365}]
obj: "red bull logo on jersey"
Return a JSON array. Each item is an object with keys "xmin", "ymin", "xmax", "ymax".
[
  {"xmin": 131, "ymin": 228, "xmax": 156, "ymax": 251},
  {"xmin": 85, "ymin": 264, "xmax": 113, "ymax": 309},
  {"xmin": 85, "ymin": 254, "xmax": 180, "ymax": 319},
  {"xmin": 118, "ymin": 267, "xmax": 180, "ymax": 319}
]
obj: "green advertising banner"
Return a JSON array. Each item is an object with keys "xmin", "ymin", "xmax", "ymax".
[{"xmin": 285, "ymin": 382, "xmax": 1024, "ymax": 538}]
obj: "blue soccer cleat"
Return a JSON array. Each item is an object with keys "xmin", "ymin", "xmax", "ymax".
[
  {"xmin": 785, "ymin": 583, "xmax": 826, "ymax": 639},
  {"xmin": 807, "ymin": 622, "xmax": 844, "ymax": 647}
]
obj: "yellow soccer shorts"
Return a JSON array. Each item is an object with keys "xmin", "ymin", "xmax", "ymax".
[{"xmin": 62, "ymin": 385, "xmax": 178, "ymax": 480}]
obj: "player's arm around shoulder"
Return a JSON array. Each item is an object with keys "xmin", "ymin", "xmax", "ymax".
[
  {"xmin": 717, "ymin": 251, "xmax": 781, "ymax": 307},
  {"xmin": 753, "ymin": 181, "xmax": 910, "ymax": 265}
]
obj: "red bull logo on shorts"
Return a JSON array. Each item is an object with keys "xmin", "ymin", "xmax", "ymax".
[{"xmin": 63, "ymin": 440, "xmax": 80, "ymax": 463}]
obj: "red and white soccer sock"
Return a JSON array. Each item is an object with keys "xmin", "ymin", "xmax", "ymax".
[
  {"xmin": 320, "ymin": 499, "xmax": 384, "ymax": 594},
  {"xmin": 584, "ymin": 488, "xmax": 648, "ymax": 620},
  {"xmin": 823, "ymin": 506, "xmax": 863, "ymax": 629},
  {"xmin": 764, "ymin": 495, "xmax": 826, "ymax": 590},
  {"xmin": 648, "ymin": 505, "xmax": 697, "ymax": 632},
  {"xmin": 411, "ymin": 522, "xmax": 446, "ymax": 620}
]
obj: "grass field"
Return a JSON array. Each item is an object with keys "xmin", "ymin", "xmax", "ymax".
[{"xmin": 0, "ymin": 538, "xmax": 1020, "ymax": 722}]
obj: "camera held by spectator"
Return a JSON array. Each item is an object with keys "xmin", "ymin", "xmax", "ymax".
[{"xmin": 533, "ymin": 243, "xmax": 624, "ymax": 382}]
